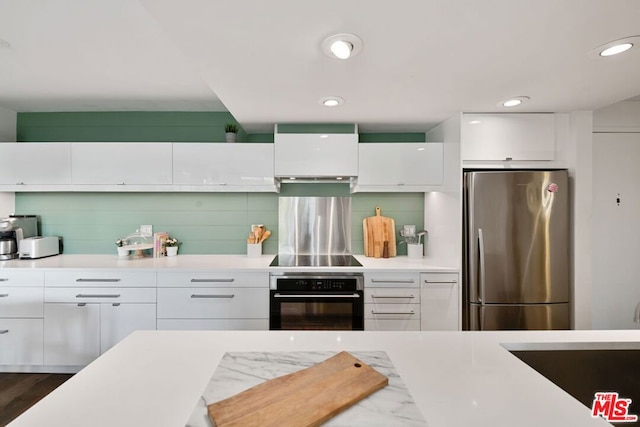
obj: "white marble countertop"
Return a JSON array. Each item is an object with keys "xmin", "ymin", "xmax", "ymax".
[
  {"xmin": 10, "ymin": 329, "xmax": 636, "ymax": 427},
  {"xmin": 0, "ymin": 254, "xmax": 458, "ymax": 272}
]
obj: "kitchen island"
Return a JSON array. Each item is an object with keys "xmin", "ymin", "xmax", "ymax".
[{"xmin": 9, "ymin": 329, "xmax": 634, "ymax": 427}]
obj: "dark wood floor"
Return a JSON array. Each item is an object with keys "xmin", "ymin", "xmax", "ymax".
[{"xmin": 0, "ymin": 373, "xmax": 73, "ymax": 426}]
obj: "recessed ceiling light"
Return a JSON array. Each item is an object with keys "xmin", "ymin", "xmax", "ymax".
[
  {"xmin": 322, "ymin": 33, "xmax": 363, "ymax": 60},
  {"xmin": 589, "ymin": 36, "xmax": 640, "ymax": 58},
  {"xmin": 600, "ymin": 43, "xmax": 633, "ymax": 57},
  {"xmin": 319, "ymin": 96, "xmax": 344, "ymax": 107},
  {"xmin": 499, "ymin": 96, "xmax": 530, "ymax": 108}
]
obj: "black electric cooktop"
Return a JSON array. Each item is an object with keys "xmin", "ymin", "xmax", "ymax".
[{"xmin": 269, "ymin": 254, "xmax": 362, "ymax": 267}]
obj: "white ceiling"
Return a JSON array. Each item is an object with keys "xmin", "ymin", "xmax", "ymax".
[{"xmin": 0, "ymin": 0, "xmax": 639, "ymax": 133}]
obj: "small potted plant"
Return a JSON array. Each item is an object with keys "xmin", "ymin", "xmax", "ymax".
[
  {"xmin": 224, "ymin": 123, "xmax": 239, "ymax": 143},
  {"xmin": 115, "ymin": 239, "xmax": 128, "ymax": 257},
  {"xmin": 165, "ymin": 237, "xmax": 179, "ymax": 257}
]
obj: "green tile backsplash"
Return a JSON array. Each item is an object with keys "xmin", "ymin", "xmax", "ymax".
[{"xmin": 15, "ymin": 112, "xmax": 424, "ymax": 255}]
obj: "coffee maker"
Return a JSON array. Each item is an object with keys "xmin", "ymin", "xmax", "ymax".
[
  {"xmin": 0, "ymin": 218, "xmax": 23, "ymax": 260},
  {"xmin": 0, "ymin": 215, "xmax": 38, "ymax": 260}
]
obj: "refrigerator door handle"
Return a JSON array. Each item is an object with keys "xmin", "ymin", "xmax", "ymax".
[{"xmin": 478, "ymin": 228, "xmax": 486, "ymax": 306}]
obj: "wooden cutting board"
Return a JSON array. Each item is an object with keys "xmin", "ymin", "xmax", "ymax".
[
  {"xmin": 207, "ymin": 351, "xmax": 388, "ymax": 427},
  {"xmin": 362, "ymin": 207, "xmax": 396, "ymax": 258}
]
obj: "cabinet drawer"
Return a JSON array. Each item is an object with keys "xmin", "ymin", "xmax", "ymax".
[
  {"xmin": 157, "ymin": 271, "xmax": 268, "ymax": 288},
  {"xmin": 157, "ymin": 318, "xmax": 268, "ymax": 331},
  {"xmin": 45, "ymin": 271, "xmax": 156, "ymax": 287},
  {"xmin": 365, "ymin": 273, "xmax": 419, "ymax": 288},
  {"xmin": 365, "ymin": 303, "xmax": 419, "ymax": 319},
  {"xmin": 0, "ymin": 319, "xmax": 44, "ymax": 365},
  {"xmin": 365, "ymin": 318, "xmax": 420, "ymax": 331},
  {"xmin": 365, "ymin": 287, "xmax": 418, "ymax": 304},
  {"xmin": 0, "ymin": 287, "xmax": 44, "ymax": 318},
  {"xmin": 157, "ymin": 288, "xmax": 268, "ymax": 319},
  {"xmin": 0, "ymin": 271, "xmax": 44, "ymax": 286},
  {"xmin": 45, "ymin": 287, "xmax": 156, "ymax": 303}
]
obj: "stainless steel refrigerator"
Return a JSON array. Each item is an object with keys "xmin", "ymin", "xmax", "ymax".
[{"xmin": 463, "ymin": 170, "xmax": 570, "ymax": 330}]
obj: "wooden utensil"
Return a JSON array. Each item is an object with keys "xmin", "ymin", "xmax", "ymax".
[
  {"xmin": 258, "ymin": 230, "xmax": 271, "ymax": 243},
  {"xmin": 362, "ymin": 207, "xmax": 396, "ymax": 257},
  {"xmin": 207, "ymin": 351, "xmax": 388, "ymax": 427}
]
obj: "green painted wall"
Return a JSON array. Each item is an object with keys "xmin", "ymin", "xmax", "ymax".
[{"xmin": 15, "ymin": 112, "xmax": 424, "ymax": 255}]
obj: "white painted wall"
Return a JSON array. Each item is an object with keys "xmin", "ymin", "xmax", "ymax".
[
  {"xmin": 565, "ymin": 111, "xmax": 593, "ymax": 330},
  {"xmin": 0, "ymin": 106, "xmax": 16, "ymax": 217},
  {"xmin": 592, "ymin": 100, "xmax": 640, "ymax": 329}
]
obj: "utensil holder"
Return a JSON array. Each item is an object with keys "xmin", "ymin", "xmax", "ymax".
[
  {"xmin": 407, "ymin": 243, "xmax": 423, "ymax": 259},
  {"xmin": 247, "ymin": 243, "xmax": 262, "ymax": 258}
]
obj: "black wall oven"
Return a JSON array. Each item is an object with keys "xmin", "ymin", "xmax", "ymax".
[{"xmin": 269, "ymin": 273, "xmax": 364, "ymax": 331}]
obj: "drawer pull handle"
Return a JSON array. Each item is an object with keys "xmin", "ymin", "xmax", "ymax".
[
  {"xmin": 77, "ymin": 303, "xmax": 86, "ymax": 307},
  {"xmin": 0, "ymin": 329, "xmax": 8, "ymax": 334},
  {"xmin": 424, "ymin": 280, "xmax": 457, "ymax": 284},
  {"xmin": 190, "ymin": 279, "xmax": 235, "ymax": 283},
  {"xmin": 76, "ymin": 278, "xmax": 121, "ymax": 283},
  {"xmin": 76, "ymin": 294, "xmax": 121, "ymax": 298},
  {"xmin": 274, "ymin": 293, "xmax": 361, "ymax": 299},
  {"xmin": 190, "ymin": 294, "xmax": 235, "ymax": 299},
  {"xmin": 0, "ymin": 278, "xmax": 8, "ymax": 282},
  {"xmin": 371, "ymin": 310, "xmax": 415, "ymax": 315},
  {"xmin": 371, "ymin": 295, "xmax": 415, "ymax": 299},
  {"xmin": 0, "ymin": 293, "xmax": 9, "ymax": 297},
  {"xmin": 370, "ymin": 279, "xmax": 415, "ymax": 284},
  {"xmin": 112, "ymin": 303, "xmax": 121, "ymax": 307}
]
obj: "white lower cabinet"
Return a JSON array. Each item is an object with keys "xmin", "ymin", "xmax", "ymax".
[
  {"xmin": 44, "ymin": 270, "xmax": 157, "ymax": 366},
  {"xmin": 0, "ymin": 319, "xmax": 44, "ymax": 365},
  {"xmin": 0, "ymin": 272, "xmax": 45, "ymax": 366},
  {"xmin": 420, "ymin": 273, "xmax": 459, "ymax": 331},
  {"xmin": 100, "ymin": 303, "xmax": 156, "ymax": 353},
  {"xmin": 156, "ymin": 271, "xmax": 269, "ymax": 331},
  {"xmin": 364, "ymin": 273, "xmax": 420, "ymax": 331},
  {"xmin": 44, "ymin": 303, "xmax": 100, "ymax": 366},
  {"xmin": 44, "ymin": 301, "xmax": 157, "ymax": 366}
]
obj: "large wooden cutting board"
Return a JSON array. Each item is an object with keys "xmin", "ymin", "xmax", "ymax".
[
  {"xmin": 207, "ymin": 351, "xmax": 388, "ymax": 427},
  {"xmin": 362, "ymin": 207, "xmax": 396, "ymax": 257}
]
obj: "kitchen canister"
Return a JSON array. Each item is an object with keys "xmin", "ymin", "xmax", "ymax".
[
  {"xmin": 407, "ymin": 243, "xmax": 423, "ymax": 259},
  {"xmin": 247, "ymin": 243, "xmax": 262, "ymax": 258}
]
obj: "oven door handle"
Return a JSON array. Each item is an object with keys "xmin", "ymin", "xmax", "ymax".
[{"xmin": 273, "ymin": 293, "xmax": 361, "ymax": 299}]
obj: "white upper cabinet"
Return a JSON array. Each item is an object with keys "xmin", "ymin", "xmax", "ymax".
[
  {"xmin": 461, "ymin": 113, "xmax": 555, "ymax": 161},
  {"xmin": 173, "ymin": 143, "xmax": 276, "ymax": 191},
  {"xmin": 0, "ymin": 143, "xmax": 71, "ymax": 186},
  {"xmin": 274, "ymin": 133, "xmax": 358, "ymax": 177},
  {"xmin": 355, "ymin": 142, "xmax": 443, "ymax": 191},
  {"xmin": 71, "ymin": 143, "xmax": 173, "ymax": 185}
]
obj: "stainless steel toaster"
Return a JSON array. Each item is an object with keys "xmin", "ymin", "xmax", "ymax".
[{"xmin": 19, "ymin": 236, "xmax": 60, "ymax": 259}]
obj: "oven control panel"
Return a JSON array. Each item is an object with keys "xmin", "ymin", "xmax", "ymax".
[{"xmin": 270, "ymin": 275, "xmax": 363, "ymax": 291}]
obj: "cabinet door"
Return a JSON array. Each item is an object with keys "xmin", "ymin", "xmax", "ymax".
[
  {"xmin": 0, "ymin": 319, "xmax": 44, "ymax": 365},
  {"xmin": 100, "ymin": 303, "xmax": 156, "ymax": 353},
  {"xmin": 357, "ymin": 143, "xmax": 443, "ymax": 188},
  {"xmin": 0, "ymin": 143, "xmax": 71, "ymax": 185},
  {"xmin": 71, "ymin": 143, "xmax": 172, "ymax": 185},
  {"xmin": 274, "ymin": 133, "xmax": 358, "ymax": 177},
  {"xmin": 44, "ymin": 303, "xmax": 100, "ymax": 366},
  {"xmin": 420, "ymin": 273, "xmax": 459, "ymax": 331},
  {"xmin": 173, "ymin": 143, "xmax": 275, "ymax": 188},
  {"xmin": 461, "ymin": 114, "xmax": 555, "ymax": 161}
]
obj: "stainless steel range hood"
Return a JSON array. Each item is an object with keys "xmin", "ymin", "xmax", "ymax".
[{"xmin": 274, "ymin": 124, "xmax": 358, "ymax": 182}]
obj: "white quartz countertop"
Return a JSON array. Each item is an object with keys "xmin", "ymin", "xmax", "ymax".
[
  {"xmin": 10, "ymin": 329, "xmax": 636, "ymax": 427},
  {"xmin": 0, "ymin": 254, "xmax": 458, "ymax": 272}
]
